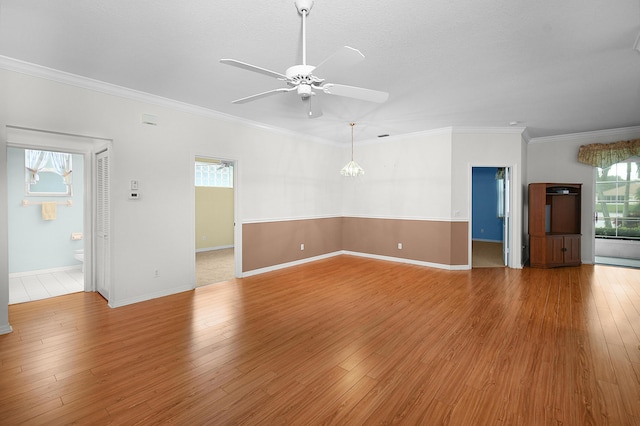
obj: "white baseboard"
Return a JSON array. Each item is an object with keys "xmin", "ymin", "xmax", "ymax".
[
  {"xmin": 9, "ymin": 264, "xmax": 82, "ymax": 278},
  {"xmin": 108, "ymin": 284, "xmax": 193, "ymax": 308},
  {"xmin": 242, "ymin": 252, "xmax": 342, "ymax": 277},
  {"xmin": 341, "ymin": 251, "xmax": 470, "ymax": 271},
  {"xmin": 242, "ymin": 250, "xmax": 470, "ymax": 277}
]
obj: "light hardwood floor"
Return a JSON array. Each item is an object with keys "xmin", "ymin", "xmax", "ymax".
[{"xmin": 1, "ymin": 255, "xmax": 639, "ymax": 424}]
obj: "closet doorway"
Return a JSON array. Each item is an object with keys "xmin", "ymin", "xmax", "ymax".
[{"xmin": 194, "ymin": 157, "xmax": 237, "ymax": 286}]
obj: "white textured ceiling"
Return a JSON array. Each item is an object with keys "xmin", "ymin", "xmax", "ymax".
[{"xmin": 1, "ymin": 0, "xmax": 639, "ymax": 143}]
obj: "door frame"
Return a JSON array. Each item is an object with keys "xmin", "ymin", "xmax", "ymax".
[
  {"xmin": 190, "ymin": 154, "xmax": 241, "ymax": 286},
  {"xmin": 6, "ymin": 126, "xmax": 112, "ymax": 296},
  {"xmin": 469, "ymin": 164, "xmax": 513, "ymax": 268}
]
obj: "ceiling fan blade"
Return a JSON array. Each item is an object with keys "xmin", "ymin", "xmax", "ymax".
[
  {"xmin": 220, "ymin": 59, "xmax": 286, "ymax": 79},
  {"xmin": 302, "ymin": 95, "xmax": 323, "ymax": 119},
  {"xmin": 232, "ymin": 87, "xmax": 296, "ymax": 104},
  {"xmin": 321, "ymin": 83, "xmax": 389, "ymax": 103},
  {"xmin": 313, "ymin": 46, "xmax": 365, "ymax": 82}
]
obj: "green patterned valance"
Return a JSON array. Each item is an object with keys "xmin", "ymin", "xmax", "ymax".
[{"xmin": 577, "ymin": 139, "xmax": 640, "ymax": 168}]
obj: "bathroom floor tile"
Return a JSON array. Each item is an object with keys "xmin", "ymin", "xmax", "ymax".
[{"xmin": 9, "ymin": 268, "xmax": 84, "ymax": 305}]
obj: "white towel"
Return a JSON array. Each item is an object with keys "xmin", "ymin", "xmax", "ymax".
[{"xmin": 41, "ymin": 202, "xmax": 57, "ymax": 220}]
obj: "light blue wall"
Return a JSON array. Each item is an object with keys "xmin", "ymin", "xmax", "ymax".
[
  {"xmin": 7, "ymin": 147, "xmax": 84, "ymax": 273},
  {"xmin": 472, "ymin": 167, "xmax": 503, "ymax": 242}
]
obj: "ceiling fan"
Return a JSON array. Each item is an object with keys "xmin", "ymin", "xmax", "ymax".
[{"xmin": 220, "ymin": 0, "xmax": 389, "ymax": 118}]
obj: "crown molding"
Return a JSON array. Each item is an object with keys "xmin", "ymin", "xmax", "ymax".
[
  {"xmin": 527, "ymin": 126, "xmax": 640, "ymax": 145},
  {"xmin": 359, "ymin": 126, "xmax": 453, "ymax": 145},
  {"xmin": 359, "ymin": 125, "xmax": 526, "ymax": 145},
  {"xmin": 521, "ymin": 127, "xmax": 533, "ymax": 143},
  {"xmin": 0, "ymin": 55, "xmax": 337, "ymax": 146},
  {"xmin": 451, "ymin": 126, "xmax": 527, "ymax": 135}
]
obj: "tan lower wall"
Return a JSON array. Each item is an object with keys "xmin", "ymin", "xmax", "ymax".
[
  {"xmin": 242, "ymin": 217, "xmax": 468, "ymax": 272},
  {"xmin": 342, "ymin": 217, "xmax": 468, "ymax": 266},
  {"xmin": 242, "ymin": 217, "xmax": 343, "ymax": 272}
]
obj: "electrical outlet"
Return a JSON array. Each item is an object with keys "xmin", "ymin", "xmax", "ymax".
[
  {"xmin": 398, "ymin": 243, "xmax": 403, "ymax": 250},
  {"xmin": 300, "ymin": 243, "xmax": 305, "ymax": 251},
  {"xmin": 154, "ymin": 269, "xmax": 159, "ymax": 278}
]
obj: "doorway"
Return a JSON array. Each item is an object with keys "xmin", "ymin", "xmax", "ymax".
[
  {"xmin": 194, "ymin": 157, "xmax": 237, "ymax": 286},
  {"xmin": 471, "ymin": 166, "xmax": 510, "ymax": 268},
  {"xmin": 5, "ymin": 126, "xmax": 110, "ymax": 303},
  {"xmin": 7, "ymin": 147, "xmax": 84, "ymax": 303}
]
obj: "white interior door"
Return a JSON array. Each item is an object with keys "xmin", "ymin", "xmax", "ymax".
[
  {"xmin": 95, "ymin": 149, "xmax": 110, "ymax": 299},
  {"xmin": 502, "ymin": 167, "xmax": 511, "ymax": 266}
]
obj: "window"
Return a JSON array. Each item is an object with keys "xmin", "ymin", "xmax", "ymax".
[
  {"xmin": 496, "ymin": 168, "xmax": 505, "ymax": 218},
  {"xmin": 595, "ymin": 158, "xmax": 640, "ymax": 239},
  {"xmin": 195, "ymin": 161, "xmax": 233, "ymax": 188},
  {"xmin": 25, "ymin": 149, "xmax": 73, "ymax": 196}
]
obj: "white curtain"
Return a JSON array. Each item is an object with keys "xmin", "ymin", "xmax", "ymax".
[
  {"xmin": 24, "ymin": 150, "xmax": 48, "ymax": 184},
  {"xmin": 49, "ymin": 152, "xmax": 73, "ymax": 184}
]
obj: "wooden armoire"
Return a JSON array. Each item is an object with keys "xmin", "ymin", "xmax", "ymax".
[{"xmin": 528, "ymin": 183, "xmax": 582, "ymax": 268}]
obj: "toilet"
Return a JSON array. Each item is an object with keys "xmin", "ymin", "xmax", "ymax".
[{"xmin": 74, "ymin": 249, "xmax": 84, "ymax": 272}]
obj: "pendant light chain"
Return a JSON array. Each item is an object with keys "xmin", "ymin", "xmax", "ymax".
[{"xmin": 350, "ymin": 122, "xmax": 355, "ymax": 160}]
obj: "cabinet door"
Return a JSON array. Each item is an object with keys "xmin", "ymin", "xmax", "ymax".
[
  {"xmin": 545, "ymin": 236, "xmax": 565, "ymax": 266},
  {"xmin": 563, "ymin": 235, "xmax": 581, "ymax": 265},
  {"xmin": 529, "ymin": 235, "xmax": 546, "ymax": 267}
]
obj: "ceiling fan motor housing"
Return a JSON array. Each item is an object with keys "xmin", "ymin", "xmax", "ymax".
[{"xmin": 286, "ymin": 64, "xmax": 323, "ymax": 98}]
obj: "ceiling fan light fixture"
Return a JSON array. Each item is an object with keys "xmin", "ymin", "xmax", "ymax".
[{"xmin": 341, "ymin": 123, "xmax": 364, "ymax": 177}]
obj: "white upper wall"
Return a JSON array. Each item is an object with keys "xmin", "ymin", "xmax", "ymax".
[
  {"xmin": 341, "ymin": 129, "xmax": 453, "ymax": 220},
  {"xmin": 0, "ymin": 68, "xmax": 343, "ymax": 311}
]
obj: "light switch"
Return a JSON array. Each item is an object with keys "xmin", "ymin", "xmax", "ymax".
[{"xmin": 131, "ymin": 180, "xmax": 139, "ymax": 190}]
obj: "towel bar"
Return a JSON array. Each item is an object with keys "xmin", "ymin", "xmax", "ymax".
[{"xmin": 22, "ymin": 199, "xmax": 73, "ymax": 207}]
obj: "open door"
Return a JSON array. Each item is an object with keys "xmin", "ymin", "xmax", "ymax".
[
  {"xmin": 95, "ymin": 149, "xmax": 110, "ymax": 300},
  {"xmin": 501, "ymin": 167, "xmax": 510, "ymax": 266}
]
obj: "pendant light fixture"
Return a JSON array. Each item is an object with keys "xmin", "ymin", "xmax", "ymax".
[{"xmin": 340, "ymin": 122, "xmax": 365, "ymax": 176}]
